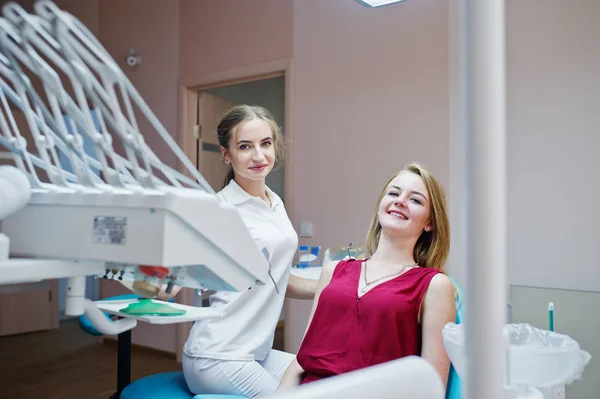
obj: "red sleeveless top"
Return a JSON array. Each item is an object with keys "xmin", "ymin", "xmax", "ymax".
[{"xmin": 296, "ymin": 259, "xmax": 440, "ymax": 384}]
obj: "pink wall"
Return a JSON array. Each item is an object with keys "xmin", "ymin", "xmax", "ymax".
[
  {"xmin": 59, "ymin": 0, "xmax": 99, "ymax": 34},
  {"xmin": 99, "ymin": 0, "xmax": 180, "ymax": 169},
  {"xmin": 292, "ymin": 0, "xmax": 449, "ymax": 252},
  {"xmin": 179, "ymin": 0, "xmax": 293, "ymax": 85},
  {"xmin": 98, "ymin": 0, "xmax": 180, "ymax": 353},
  {"xmin": 505, "ymin": 0, "xmax": 600, "ymax": 292}
]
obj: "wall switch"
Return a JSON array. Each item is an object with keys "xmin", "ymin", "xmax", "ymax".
[{"xmin": 299, "ymin": 222, "xmax": 313, "ymax": 237}]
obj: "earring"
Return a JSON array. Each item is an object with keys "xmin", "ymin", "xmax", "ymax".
[{"xmin": 224, "ymin": 159, "xmax": 230, "ymax": 165}]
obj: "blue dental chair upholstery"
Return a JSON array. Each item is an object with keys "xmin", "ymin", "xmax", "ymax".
[{"xmin": 445, "ymin": 277, "xmax": 464, "ymax": 399}]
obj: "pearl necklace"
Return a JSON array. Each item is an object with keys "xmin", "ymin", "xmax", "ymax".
[{"xmin": 361, "ymin": 260, "xmax": 417, "ymax": 293}]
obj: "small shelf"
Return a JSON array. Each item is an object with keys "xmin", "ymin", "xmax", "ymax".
[{"xmin": 96, "ymin": 298, "xmax": 223, "ymax": 325}]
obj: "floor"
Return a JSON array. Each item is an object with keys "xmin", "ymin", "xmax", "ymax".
[
  {"xmin": 1, "ymin": 320, "xmax": 285, "ymax": 399},
  {"xmin": 1, "ymin": 319, "xmax": 180, "ymax": 399}
]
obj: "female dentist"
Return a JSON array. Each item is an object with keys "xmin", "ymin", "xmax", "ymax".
[{"xmin": 175, "ymin": 105, "xmax": 317, "ymax": 398}]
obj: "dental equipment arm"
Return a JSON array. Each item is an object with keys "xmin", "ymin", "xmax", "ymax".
[{"xmin": 0, "ymin": 1, "xmax": 269, "ymax": 335}]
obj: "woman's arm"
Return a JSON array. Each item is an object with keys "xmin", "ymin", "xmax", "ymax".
[
  {"xmin": 286, "ymin": 274, "xmax": 319, "ymax": 300},
  {"xmin": 277, "ymin": 261, "xmax": 339, "ymax": 391},
  {"xmin": 277, "ymin": 357, "xmax": 305, "ymax": 390},
  {"xmin": 419, "ymin": 273, "xmax": 456, "ymax": 389}
]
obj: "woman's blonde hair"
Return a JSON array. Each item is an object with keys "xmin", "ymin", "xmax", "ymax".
[{"xmin": 365, "ymin": 162, "xmax": 450, "ymax": 273}]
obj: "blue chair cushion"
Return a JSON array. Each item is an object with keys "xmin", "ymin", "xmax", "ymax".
[{"xmin": 120, "ymin": 371, "xmax": 194, "ymax": 399}]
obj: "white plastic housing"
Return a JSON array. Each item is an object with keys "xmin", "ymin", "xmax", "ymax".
[
  {"xmin": 270, "ymin": 356, "xmax": 445, "ymax": 399},
  {"xmin": 2, "ymin": 187, "xmax": 270, "ymax": 291}
]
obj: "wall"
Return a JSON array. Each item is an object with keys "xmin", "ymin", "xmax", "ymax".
[
  {"xmin": 292, "ymin": 0, "xmax": 449, "ymax": 252},
  {"xmin": 99, "ymin": 0, "xmax": 180, "ymax": 169},
  {"xmin": 447, "ymin": 0, "xmax": 466, "ymax": 288},
  {"xmin": 179, "ymin": 0, "xmax": 293, "ymax": 85},
  {"xmin": 58, "ymin": 0, "xmax": 99, "ymax": 33},
  {"xmin": 97, "ymin": 0, "xmax": 180, "ymax": 353},
  {"xmin": 505, "ymin": 0, "xmax": 600, "ymax": 292}
]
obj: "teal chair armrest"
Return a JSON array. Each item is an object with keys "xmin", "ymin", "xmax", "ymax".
[{"xmin": 445, "ymin": 277, "xmax": 464, "ymax": 399}]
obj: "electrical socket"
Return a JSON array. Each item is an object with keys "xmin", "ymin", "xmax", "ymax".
[{"xmin": 299, "ymin": 222, "xmax": 313, "ymax": 238}]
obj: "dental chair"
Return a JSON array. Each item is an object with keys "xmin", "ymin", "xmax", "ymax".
[
  {"xmin": 445, "ymin": 277, "xmax": 464, "ymax": 399},
  {"xmin": 195, "ymin": 277, "xmax": 465, "ymax": 399}
]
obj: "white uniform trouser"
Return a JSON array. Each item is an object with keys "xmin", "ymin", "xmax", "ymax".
[{"xmin": 183, "ymin": 350, "xmax": 295, "ymax": 398}]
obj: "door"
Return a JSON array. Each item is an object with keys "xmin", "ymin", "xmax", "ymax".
[{"xmin": 196, "ymin": 92, "xmax": 237, "ymax": 191}]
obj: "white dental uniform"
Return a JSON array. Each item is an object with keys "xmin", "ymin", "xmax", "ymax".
[{"xmin": 183, "ymin": 179, "xmax": 298, "ymax": 397}]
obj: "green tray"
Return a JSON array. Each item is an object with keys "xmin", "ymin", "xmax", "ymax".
[{"xmin": 119, "ymin": 298, "xmax": 187, "ymax": 316}]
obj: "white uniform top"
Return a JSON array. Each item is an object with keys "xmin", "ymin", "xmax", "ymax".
[{"xmin": 183, "ymin": 179, "xmax": 298, "ymax": 361}]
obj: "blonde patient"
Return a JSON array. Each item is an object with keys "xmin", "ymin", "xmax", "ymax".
[{"xmin": 278, "ymin": 162, "xmax": 456, "ymax": 390}]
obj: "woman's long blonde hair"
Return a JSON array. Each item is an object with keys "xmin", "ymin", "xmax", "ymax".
[{"xmin": 365, "ymin": 162, "xmax": 450, "ymax": 273}]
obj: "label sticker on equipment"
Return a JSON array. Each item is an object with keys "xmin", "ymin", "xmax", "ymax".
[{"xmin": 93, "ymin": 216, "xmax": 127, "ymax": 245}]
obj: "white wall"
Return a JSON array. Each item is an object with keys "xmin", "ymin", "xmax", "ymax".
[
  {"xmin": 506, "ymin": 0, "xmax": 600, "ymax": 292},
  {"xmin": 447, "ymin": 0, "xmax": 600, "ymax": 297}
]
